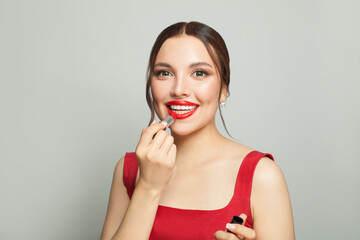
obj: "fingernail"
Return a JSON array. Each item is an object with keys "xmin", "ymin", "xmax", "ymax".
[
  {"xmin": 226, "ymin": 223, "xmax": 235, "ymax": 230},
  {"xmin": 151, "ymin": 120, "xmax": 157, "ymax": 125},
  {"xmin": 160, "ymin": 121, "xmax": 168, "ymax": 126}
]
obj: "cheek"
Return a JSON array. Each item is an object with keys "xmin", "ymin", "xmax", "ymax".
[
  {"xmin": 151, "ymin": 81, "xmax": 166, "ymax": 104},
  {"xmin": 196, "ymin": 81, "xmax": 221, "ymax": 105},
  {"xmin": 151, "ymin": 81, "xmax": 173, "ymax": 118}
]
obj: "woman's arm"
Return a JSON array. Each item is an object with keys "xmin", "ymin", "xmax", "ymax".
[
  {"xmin": 100, "ymin": 156, "xmax": 130, "ymax": 240},
  {"xmin": 251, "ymin": 157, "xmax": 295, "ymax": 239},
  {"xmin": 100, "ymin": 156, "xmax": 164, "ymax": 240},
  {"xmin": 100, "ymin": 122, "xmax": 176, "ymax": 240},
  {"xmin": 214, "ymin": 157, "xmax": 295, "ymax": 240}
]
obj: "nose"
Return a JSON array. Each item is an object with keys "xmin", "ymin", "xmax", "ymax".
[{"xmin": 170, "ymin": 73, "xmax": 191, "ymax": 98}]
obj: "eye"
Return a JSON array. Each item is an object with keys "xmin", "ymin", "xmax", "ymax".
[
  {"xmin": 192, "ymin": 70, "xmax": 208, "ymax": 77},
  {"xmin": 155, "ymin": 70, "xmax": 172, "ymax": 77}
]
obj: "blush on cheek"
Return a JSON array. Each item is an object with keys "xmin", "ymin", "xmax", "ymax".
[
  {"xmin": 196, "ymin": 78, "xmax": 221, "ymax": 94},
  {"xmin": 151, "ymin": 84, "xmax": 162, "ymax": 104},
  {"xmin": 151, "ymin": 86, "xmax": 168, "ymax": 119},
  {"xmin": 151, "ymin": 81, "xmax": 170, "ymax": 99},
  {"xmin": 196, "ymin": 83, "xmax": 221, "ymax": 106}
]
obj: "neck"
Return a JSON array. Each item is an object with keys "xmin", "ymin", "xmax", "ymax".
[{"xmin": 171, "ymin": 119, "xmax": 228, "ymax": 168}]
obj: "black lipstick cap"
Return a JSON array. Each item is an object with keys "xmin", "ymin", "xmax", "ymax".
[
  {"xmin": 226, "ymin": 215, "xmax": 244, "ymax": 232},
  {"xmin": 230, "ymin": 215, "xmax": 244, "ymax": 225}
]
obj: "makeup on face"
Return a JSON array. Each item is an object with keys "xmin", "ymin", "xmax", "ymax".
[
  {"xmin": 166, "ymin": 101, "xmax": 199, "ymax": 120},
  {"xmin": 151, "ymin": 36, "xmax": 222, "ymax": 136}
]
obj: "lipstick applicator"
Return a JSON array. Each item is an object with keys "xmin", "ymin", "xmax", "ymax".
[
  {"xmin": 161, "ymin": 115, "xmax": 175, "ymax": 127},
  {"xmin": 152, "ymin": 115, "xmax": 176, "ymax": 140}
]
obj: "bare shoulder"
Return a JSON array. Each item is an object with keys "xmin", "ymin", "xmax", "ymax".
[
  {"xmin": 253, "ymin": 157, "xmax": 287, "ymax": 190},
  {"xmin": 251, "ymin": 157, "xmax": 295, "ymax": 239},
  {"xmin": 100, "ymin": 156, "xmax": 130, "ymax": 240},
  {"xmin": 112, "ymin": 155, "xmax": 130, "ymax": 203},
  {"xmin": 114, "ymin": 155, "xmax": 140, "ymax": 188},
  {"xmin": 222, "ymin": 140, "xmax": 294, "ymax": 238},
  {"xmin": 114, "ymin": 156, "xmax": 126, "ymax": 179}
]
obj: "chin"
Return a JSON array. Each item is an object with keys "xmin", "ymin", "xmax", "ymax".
[
  {"xmin": 169, "ymin": 121, "xmax": 206, "ymax": 137},
  {"xmin": 170, "ymin": 128, "xmax": 192, "ymax": 136}
]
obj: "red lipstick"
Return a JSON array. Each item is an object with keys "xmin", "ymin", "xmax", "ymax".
[{"xmin": 166, "ymin": 101, "xmax": 199, "ymax": 119}]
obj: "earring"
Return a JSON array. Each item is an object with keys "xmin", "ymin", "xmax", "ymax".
[{"xmin": 220, "ymin": 102, "xmax": 226, "ymax": 107}]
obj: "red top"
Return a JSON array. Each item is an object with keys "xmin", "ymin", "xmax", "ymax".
[{"xmin": 123, "ymin": 150, "xmax": 274, "ymax": 240}]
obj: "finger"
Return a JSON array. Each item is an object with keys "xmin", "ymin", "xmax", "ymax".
[
  {"xmin": 159, "ymin": 135, "xmax": 174, "ymax": 153},
  {"xmin": 151, "ymin": 130, "xmax": 168, "ymax": 149},
  {"xmin": 226, "ymin": 223, "xmax": 256, "ymax": 240},
  {"xmin": 168, "ymin": 144, "xmax": 176, "ymax": 159},
  {"xmin": 214, "ymin": 230, "xmax": 240, "ymax": 240},
  {"xmin": 239, "ymin": 214, "xmax": 247, "ymax": 225},
  {"xmin": 138, "ymin": 123, "xmax": 167, "ymax": 147}
]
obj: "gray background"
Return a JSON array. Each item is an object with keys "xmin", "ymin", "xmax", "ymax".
[{"xmin": 1, "ymin": 0, "xmax": 359, "ymax": 239}]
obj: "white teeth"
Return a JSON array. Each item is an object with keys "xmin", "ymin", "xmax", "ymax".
[
  {"xmin": 173, "ymin": 110, "xmax": 188, "ymax": 114},
  {"xmin": 169, "ymin": 105, "xmax": 196, "ymax": 111},
  {"xmin": 168, "ymin": 104, "xmax": 197, "ymax": 114}
]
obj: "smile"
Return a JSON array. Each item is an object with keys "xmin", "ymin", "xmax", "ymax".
[{"xmin": 166, "ymin": 101, "xmax": 199, "ymax": 119}]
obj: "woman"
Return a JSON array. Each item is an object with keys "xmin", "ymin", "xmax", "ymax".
[{"xmin": 100, "ymin": 21, "xmax": 295, "ymax": 240}]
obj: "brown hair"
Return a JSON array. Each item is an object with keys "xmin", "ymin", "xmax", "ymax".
[{"xmin": 146, "ymin": 21, "xmax": 231, "ymax": 136}]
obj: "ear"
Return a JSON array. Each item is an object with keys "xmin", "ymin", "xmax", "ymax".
[{"xmin": 220, "ymin": 85, "xmax": 228, "ymax": 103}]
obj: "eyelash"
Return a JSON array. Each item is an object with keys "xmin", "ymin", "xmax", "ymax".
[
  {"xmin": 193, "ymin": 70, "xmax": 208, "ymax": 77},
  {"xmin": 154, "ymin": 70, "xmax": 209, "ymax": 77},
  {"xmin": 155, "ymin": 70, "xmax": 172, "ymax": 76}
]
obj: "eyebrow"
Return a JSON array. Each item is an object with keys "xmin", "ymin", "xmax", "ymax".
[{"xmin": 154, "ymin": 62, "xmax": 213, "ymax": 69}]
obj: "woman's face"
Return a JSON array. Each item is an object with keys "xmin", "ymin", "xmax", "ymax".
[{"xmin": 151, "ymin": 35, "xmax": 226, "ymax": 136}]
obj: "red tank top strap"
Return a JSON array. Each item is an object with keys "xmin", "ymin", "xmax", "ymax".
[
  {"xmin": 123, "ymin": 152, "xmax": 139, "ymax": 199},
  {"xmin": 233, "ymin": 150, "xmax": 274, "ymax": 227},
  {"xmin": 235, "ymin": 151, "xmax": 274, "ymax": 197}
]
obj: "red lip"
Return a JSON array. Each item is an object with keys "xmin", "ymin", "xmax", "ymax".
[
  {"xmin": 166, "ymin": 101, "xmax": 198, "ymax": 106},
  {"xmin": 166, "ymin": 101, "xmax": 199, "ymax": 119}
]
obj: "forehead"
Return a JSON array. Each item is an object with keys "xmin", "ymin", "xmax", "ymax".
[{"xmin": 155, "ymin": 35, "xmax": 215, "ymax": 67}]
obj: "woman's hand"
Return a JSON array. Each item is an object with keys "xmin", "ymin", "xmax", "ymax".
[
  {"xmin": 214, "ymin": 214, "xmax": 256, "ymax": 240},
  {"xmin": 135, "ymin": 120, "xmax": 177, "ymax": 193}
]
